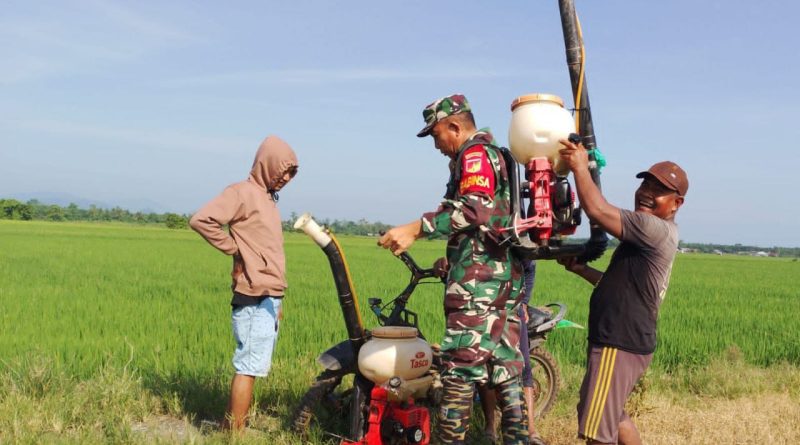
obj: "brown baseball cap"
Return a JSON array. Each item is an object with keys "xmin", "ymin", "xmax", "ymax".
[{"xmin": 636, "ymin": 161, "xmax": 689, "ymax": 196}]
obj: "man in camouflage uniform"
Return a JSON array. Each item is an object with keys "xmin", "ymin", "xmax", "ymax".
[{"xmin": 379, "ymin": 94, "xmax": 530, "ymax": 444}]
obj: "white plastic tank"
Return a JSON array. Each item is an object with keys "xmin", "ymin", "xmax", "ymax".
[
  {"xmin": 357, "ymin": 326, "xmax": 432, "ymax": 385},
  {"xmin": 508, "ymin": 94, "xmax": 576, "ymax": 176}
]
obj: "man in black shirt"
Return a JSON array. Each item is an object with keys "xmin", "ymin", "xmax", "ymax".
[{"xmin": 558, "ymin": 139, "xmax": 688, "ymax": 445}]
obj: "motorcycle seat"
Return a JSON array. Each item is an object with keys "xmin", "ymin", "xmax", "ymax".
[{"xmin": 526, "ymin": 306, "xmax": 553, "ymax": 330}]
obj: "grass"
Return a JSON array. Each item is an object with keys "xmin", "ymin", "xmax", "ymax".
[{"xmin": 1, "ymin": 219, "xmax": 798, "ymax": 443}]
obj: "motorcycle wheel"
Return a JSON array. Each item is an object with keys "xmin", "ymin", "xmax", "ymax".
[
  {"xmin": 529, "ymin": 346, "xmax": 561, "ymax": 418},
  {"xmin": 291, "ymin": 370, "xmax": 346, "ymax": 436}
]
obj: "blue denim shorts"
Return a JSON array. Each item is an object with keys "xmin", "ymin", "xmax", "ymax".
[{"xmin": 231, "ymin": 297, "xmax": 281, "ymax": 377}]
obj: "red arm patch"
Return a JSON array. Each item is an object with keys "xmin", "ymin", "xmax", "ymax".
[{"xmin": 458, "ymin": 146, "xmax": 495, "ymax": 198}]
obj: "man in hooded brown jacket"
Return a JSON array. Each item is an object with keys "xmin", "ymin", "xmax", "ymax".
[{"xmin": 190, "ymin": 135, "xmax": 298, "ymax": 430}]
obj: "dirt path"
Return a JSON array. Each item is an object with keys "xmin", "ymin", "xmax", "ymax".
[
  {"xmin": 131, "ymin": 392, "xmax": 799, "ymax": 444},
  {"xmin": 130, "ymin": 416, "xmax": 202, "ymax": 443},
  {"xmin": 537, "ymin": 392, "xmax": 800, "ymax": 444}
]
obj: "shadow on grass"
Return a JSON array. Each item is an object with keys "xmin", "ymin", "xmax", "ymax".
[
  {"xmin": 139, "ymin": 368, "xmax": 311, "ymax": 434},
  {"xmin": 140, "ymin": 369, "xmax": 229, "ymax": 423}
]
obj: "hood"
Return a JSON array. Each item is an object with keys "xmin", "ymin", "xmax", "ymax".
[{"xmin": 248, "ymin": 135, "xmax": 298, "ymax": 191}]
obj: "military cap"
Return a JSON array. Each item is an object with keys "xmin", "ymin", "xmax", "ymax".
[
  {"xmin": 416, "ymin": 94, "xmax": 472, "ymax": 137},
  {"xmin": 636, "ymin": 161, "xmax": 689, "ymax": 196}
]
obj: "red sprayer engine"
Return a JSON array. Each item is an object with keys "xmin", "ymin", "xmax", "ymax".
[
  {"xmin": 514, "ymin": 155, "xmax": 580, "ymax": 244},
  {"xmin": 340, "ymin": 326, "xmax": 438, "ymax": 445},
  {"xmin": 341, "ymin": 386, "xmax": 430, "ymax": 445}
]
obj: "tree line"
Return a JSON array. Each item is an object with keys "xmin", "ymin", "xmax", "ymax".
[
  {"xmin": 280, "ymin": 212, "xmax": 392, "ymax": 237},
  {"xmin": 3, "ymin": 198, "xmax": 798, "ymax": 254},
  {"xmin": 0, "ymin": 198, "xmax": 190, "ymax": 229},
  {"xmin": 679, "ymin": 241, "xmax": 800, "ymax": 258},
  {"xmin": 0, "ymin": 199, "xmax": 391, "ymax": 235}
]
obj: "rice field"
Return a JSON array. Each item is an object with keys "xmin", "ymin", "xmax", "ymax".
[{"xmin": 1, "ymin": 220, "xmax": 798, "ymax": 443}]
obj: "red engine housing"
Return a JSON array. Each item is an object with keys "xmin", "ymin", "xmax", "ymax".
[
  {"xmin": 341, "ymin": 386, "xmax": 430, "ymax": 445},
  {"xmin": 507, "ymin": 157, "xmax": 578, "ymax": 244}
]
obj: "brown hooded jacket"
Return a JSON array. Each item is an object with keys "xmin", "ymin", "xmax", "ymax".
[{"xmin": 190, "ymin": 135, "xmax": 298, "ymax": 297}]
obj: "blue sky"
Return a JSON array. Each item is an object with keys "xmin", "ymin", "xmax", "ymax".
[{"xmin": 2, "ymin": 0, "xmax": 798, "ymax": 247}]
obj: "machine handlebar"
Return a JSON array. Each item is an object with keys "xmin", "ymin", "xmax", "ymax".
[{"xmin": 369, "ymin": 252, "xmax": 440, "ymax": 330}]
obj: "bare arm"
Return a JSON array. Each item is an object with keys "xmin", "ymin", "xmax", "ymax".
[
  {"xmin": 557, "ymin": 256, "xmax": 604, "ymax": 287},
  {"xmin": 558, "ymin": 139, "xmax": 622, "ymax": 239},
  {"xmin": 377, "ymin": 219, "xmax": 423, "ymax": 255},
  {"xmin": 379, "ymin": 145, "xmax": 498, "ymax": 255}
]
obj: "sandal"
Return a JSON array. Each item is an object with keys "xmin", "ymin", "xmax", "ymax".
[{"xmin": 529, "ymin": 433, "xmax": 548, "ymax": 445}]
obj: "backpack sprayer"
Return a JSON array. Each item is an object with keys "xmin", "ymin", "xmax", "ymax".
[{"xmin": 503, "ymin": 0, "xmax": 608, "ymax": 263}]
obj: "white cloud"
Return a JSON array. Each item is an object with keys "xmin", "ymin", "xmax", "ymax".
[
  {"xmin": 4, "ymin": 117, "xmax": 250, "ymax": 155},
  {"xmin": 0, "ymin": 0, "xmax": 198, "ymax": 84},
  {"xmin": 165, "ymin": 66, "xmax": 536, "ymax": 87},
  {"xmin": 80, "ymin": 0, "xmax": 196, "ymax": 43}
]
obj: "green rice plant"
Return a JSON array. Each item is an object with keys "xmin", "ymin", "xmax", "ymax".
[{"xmin": 1, "ymin": 220, "xmax": 798, "ymax": 443}]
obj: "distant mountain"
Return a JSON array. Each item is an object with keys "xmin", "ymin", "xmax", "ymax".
[
  {"xmin": 113, "ymin": 198, "xmax": 170, "ymax": 214},
  {"xmin": 9, "ymin": 192, "xmax": 169, "ymax": 214}
]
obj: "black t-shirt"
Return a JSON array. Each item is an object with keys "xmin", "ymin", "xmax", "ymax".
[
  {"xmin": 588, "ymin": 209, "xmax": 678, "ymax": 354},
  {"xmin": 231, "ymin": 292, "xmax": 281, "ymax": 307}
]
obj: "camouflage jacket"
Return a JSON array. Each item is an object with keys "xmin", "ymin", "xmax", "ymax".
[{"xmin": 421, "ymin": 129, "xmax": 524, "ymax": 314}]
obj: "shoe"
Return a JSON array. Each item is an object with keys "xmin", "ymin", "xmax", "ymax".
[{"xmin": 528, "ymin": 433, "xmax": 548, "ymax": 445}]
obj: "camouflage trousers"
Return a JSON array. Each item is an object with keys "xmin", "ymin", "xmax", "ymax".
[
  {"xmin": 440, "ymin": 308, "xmax": 524, "ymax": 385},
  {"xmin": 437, "ymin": 375, "xmax": 528, "ymax": 444}
]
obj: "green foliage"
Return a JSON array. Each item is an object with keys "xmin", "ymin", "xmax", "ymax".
[
  {"xmin": 164, "ymin": 213, "xmax": 189, "ymax": 230},
  {"xmin": 680, "ymin": 241, "xmax": 800, "ymax": 257},
  {"xmin": 281, "ymin": 211, "xmax": 392, "ymax": 236},
  {"xmin": 45, "ymin": 204, "xmax": 65, "ymax": 221},
  {"xmin": 0, "ymin": 199, "xmax": 395, "ymax": 237},
  {"xmin": 0, "ymin": 356, "xmax": 164, "ymax": 443},
  {"xmin": 0, "ymin": 220, "xmax": 798, "ymax": 443},
  {"xmin": 0, "ymin": 199, "xmax": 33, "ymax": 220},
  {"xmin": 0, "ymin": 198, "xmax": 175, "ymax": 224}
]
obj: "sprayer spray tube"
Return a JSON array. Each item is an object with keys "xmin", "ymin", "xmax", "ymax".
[
  {"xmin": 293, "ymin": 213, "xmax": 371, "ymax": 441},
  {"xmin": 321, "ymin": 242, "xmax": 366, "ymax": 348},
  {"xmin": 293, "ymin": 213, "xmax": 366, "ymax": 349},
  {"xmin": 558, "ymin": 0, "xmax": 609, "ymax": 262},
  {"xmin": 558, "ymin": 0, "xmax": 595, "ymax": 151}
]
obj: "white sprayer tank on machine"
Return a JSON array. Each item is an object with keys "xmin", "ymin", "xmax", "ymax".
[
  {"xmin": 357, "ymin": 326, "xmax": 432, "ymax": 385},
  {"xmin": 508, "ymin": 93, "xmax": 576, "ymax": 176}
]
